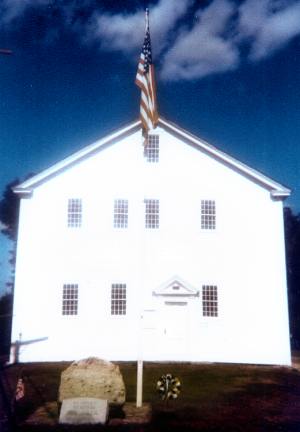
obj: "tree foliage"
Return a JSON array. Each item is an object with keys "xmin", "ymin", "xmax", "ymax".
[
  {"xmin": 0, "ymin": 178, "xmax": 20, "ymax": 241},
  {"xmin": 0, "ymin": 174, "xmax": 34, "ymax": 241},
  {"xmin": 284, "ymin": 207, "xmax": 300, "ymax": 349},
  {"xmin": 0, "ymin": 292, "xmax": 13, "ymax": 363},
  {"xmin": 0, "ymin": 179, "xmax": 20, "ymax": 360}
]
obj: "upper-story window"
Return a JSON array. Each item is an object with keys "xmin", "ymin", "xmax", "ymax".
[
  {"xmin": 111, "ymin": 283, "xmax": 126, "ymax": 315},
  {"xmin": 144, "ymin": 199, "xmax": 159, "ymax": 229},
  {"xmin": 201, "ymin": 200, "xmax": 216, "ymax": 230},
  {"xmin": 114, "ymin": 199, "xmax": 128, "ymax": 228},
  {"xmin": 145, "ymin": 135, "xmax": 159, "ymax": 163},
  {"xmin": 202, "ymin": 285, "xmax": 218, "ymax": 317},
  {"xmin": 62, "ymin": 283, "xmax": 78, "ymax": 315},
  {"xmin": 68, "ymin": 198, "xmax": 82, "ymax": 228}
]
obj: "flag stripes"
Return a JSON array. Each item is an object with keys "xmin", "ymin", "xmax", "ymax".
[{"xmin": 135, "ymin": 10, "xmax": 158, "ymax": 139}]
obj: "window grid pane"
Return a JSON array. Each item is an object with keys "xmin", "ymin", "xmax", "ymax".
[
  {"xmin": 68, "ymin": 199, "xmax": 82, "ymax": 228},
  {"xmin": 145, "ymin": 135, "xmax": 159, "ymax": 163},
  {"xmin": 111, "ymin": 284, "xmax": 126, "ymax": 315},
  {"xmin": 62, "ymin": 284, "xmax": 78, "ymax": 315},
  {"xmin": 201, "ymin": 200, "xmax": 216, "ymax": 230},
  {"xmin": 202, "ymin": 285, "xmax": 218, "ymax": 317},
  {"xmin": 114, "ymin": 199, "xmax": 128, "ymax": 228},
  {"xmin": 145, "ymin": 199, "xmax": 159, "ymax": 229}
]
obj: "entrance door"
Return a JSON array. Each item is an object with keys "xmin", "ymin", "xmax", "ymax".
[{"xmin": 163, "ymin": 301, "xmax": 188, "ymax": 358}]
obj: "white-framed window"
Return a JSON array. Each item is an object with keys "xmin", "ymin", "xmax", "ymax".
[
  {"xmin": 144, "ymin": 199, "xmax": 159, "ymax": 229},
  {"xmin": 111, "ymin": 283, "xmax": 126, "ymax": 315},
  {"xmin": 62, "ymin": 284, "xmax": 78, "ymax": 315},
  {"xmin": 114, "ymin": 199, "xmax": 128, "ymax": 228},
  {"xmin": 145, "ymin": 134, "xmax": 159, "ymax": 162},
  {"xmin": 68, "ymin": 198, "xmax": 82, "ymax": 228},
  {"xmin": 202, "ymin": 285, "xmax": 218, "ymax": 317},
  {"xmin": 201, "ymin": 200, "xmax": 216, "ymax": 230}
]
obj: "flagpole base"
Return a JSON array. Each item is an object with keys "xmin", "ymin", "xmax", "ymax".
[{"xmin": 136, "ymin": 359, "xmax": 143, "ymax": 408}]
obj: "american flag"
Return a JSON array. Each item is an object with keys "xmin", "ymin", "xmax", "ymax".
[
  {"xmin": 15, "ymin": 378, "xmax": 25, "ymax": 401},
  {"xmin": 135, "ymin": 9, "xmax": 158, "ymax": 141}
]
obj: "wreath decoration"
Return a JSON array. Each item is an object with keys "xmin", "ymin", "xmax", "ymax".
[{"xmin": 156, "ymin": 374, "xmax": 181, "ymax": 400}]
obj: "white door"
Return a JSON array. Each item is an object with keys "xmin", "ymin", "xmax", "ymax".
[{"xmin": 162, "ymin": 302, "xmax": 188, "ymax": 358}]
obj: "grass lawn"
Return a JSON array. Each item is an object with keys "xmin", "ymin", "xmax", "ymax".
[{"xmin": 1, "ymin": 360, "xmax": 300, "ymax": 431}]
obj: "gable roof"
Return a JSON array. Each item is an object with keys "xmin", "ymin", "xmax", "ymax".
[{"xmin": 14, "ymin": 116, "xmax": 291, "ymax": 199}]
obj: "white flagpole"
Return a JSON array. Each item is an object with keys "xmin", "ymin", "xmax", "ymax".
[
  {"xmin": 136, "ymin": 10, "xmax": 149, "ymax": 408},
  {"xmin": 136, "ymin": 317, "xmax": 143, "ymax": 408},
  {"xmin": 145, "ymin": 8, "xmax": 149, "ymax": 30}
]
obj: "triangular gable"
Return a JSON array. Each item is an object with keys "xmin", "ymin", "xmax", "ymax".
[
  {"xmin": 153, "ymin": 276, "xmax": 199, "ymax": 298},
  {"xmin": 159, "ymin": 117, "xmax": 290, "ymax": 198},
  {"xmin": 14, "ymin": 116, "xmax": 291, "ymax": 198},
  {"xmin": 14, "ymin": 119, "xmax": 140, "ymax": 195}
]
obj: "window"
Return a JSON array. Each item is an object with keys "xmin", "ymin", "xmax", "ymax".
[
  {"xmin": 202, "ymin": 285, "xmax": 218, "ymax": 317},
  {"xmin": 114, "ymin": 199, "xmax": 128, "ymax": 228},
  {"xmin": 201, "ymin": 200, "xmax": 216, "ymax": 230},
  {"xmin": 68, "ymin": 199, "xmax": 82, "ymax": 227},
  {"xmin": 111, "ymin": 284, "xmax": 126, "ymax": 315},
  {"xmin": 62, "ymin": 284, "xmax": 78, "ymax": 315},
  {"xmin": 145, "ymin": 135, "xmax": 159, "ymax": 162},
  {"xmin": 144, "ymin": 199, "xmax": 159, "ymax": 229}
]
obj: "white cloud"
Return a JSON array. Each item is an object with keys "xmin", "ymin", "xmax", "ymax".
[
  {"xmin": 160, "ymin": 0, "xmax": 239, "ymax": 80},
  {"xmin": 160, "ymin": 0, "xmax": 300, "ymax": 80},
  {"xmin": 1, "ymin": 0, "xmax": 300, "ymax": 81},
  {"xmin": 0, "ymin": 0, "xmax": 49, "ymax": 25},
  {"xmin": 0, "ymin": 221, "xmax": 7, "ymax": 231},
  {"xmin": 238, "ymin": 0, "xmax": 300, "ymax": 60},
  {"xmin": 237, "ymin": 0, "xmax": 269, "ymax": 39},
  {"xmin": 86, "ymin": 0, "xmax": 193, "ymax": 54},
  {"xmin": 85, "ymin": 10, "xmax": 144, "ymax": 52},
  {"xmin": 150, "ymin": 0, "xmax": 194, "ymax": 54}
]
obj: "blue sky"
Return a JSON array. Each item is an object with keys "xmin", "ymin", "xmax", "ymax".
[{"xmin": 0, "ymin": 0, "xmax": 300, "ymax": 295}]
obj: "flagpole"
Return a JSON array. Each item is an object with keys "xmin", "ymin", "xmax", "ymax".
[
  {"xmin": 145, "ymin": 8, "xmax": 149, "ymax": 30},
  {"xmin": 136, "ymin": 8, "xmax": 150, "ymax": 408}
]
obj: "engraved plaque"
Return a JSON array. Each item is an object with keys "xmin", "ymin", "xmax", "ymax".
[{"xmin": 59, "ymin": 397, "xmax": 108, "ymax": 424}]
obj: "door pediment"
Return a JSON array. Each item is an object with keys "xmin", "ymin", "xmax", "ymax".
[{"xmin": 153, "ymin": 276, "xmax": 199, "ymax": 297}]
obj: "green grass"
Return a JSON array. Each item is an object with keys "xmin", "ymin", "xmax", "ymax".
[{"xmin": 2, "ymin": 361, "xmax": 300, "ymax": 431}]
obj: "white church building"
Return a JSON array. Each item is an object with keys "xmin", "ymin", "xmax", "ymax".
[{"xmin": 11, "ymin": 117, "xmax": 291, "ymax": 365}]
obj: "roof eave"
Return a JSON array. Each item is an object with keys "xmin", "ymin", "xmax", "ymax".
[
  {"xmin": 13, "ymin": 187, "xmax": 33, "ymax": 197},
  {"xmin": 270, "ymin": 189, "xmax": 291, "ymax": 199}
]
